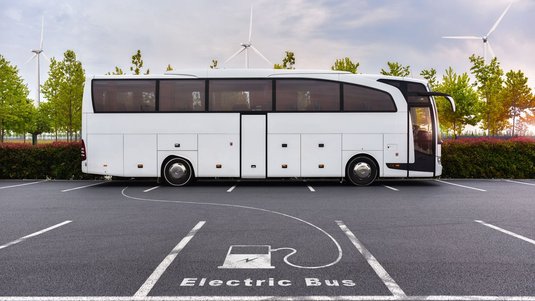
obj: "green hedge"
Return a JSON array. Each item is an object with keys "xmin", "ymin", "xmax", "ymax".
[
  {"xmin": 441, "ymin": 137, "xmax": 535, "ymax": 178},
  {"xmin": 1, "ymin": 138, "xmax": 534, "ymax": 179},
  {"xmin": 0, "ymin": 142, "xmax": 97, "ymax": 179}
]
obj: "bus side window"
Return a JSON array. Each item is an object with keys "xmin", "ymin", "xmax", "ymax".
[
  {"xmin": 343, "ymin": 84, "xmax": 396, "ymax": 112},
  {"xmin": 209, "ymin": 80, "xmax": 271, "ymax": 112},
  {"xmin": 93, "ymin": 80, "xmax": 156, "ymax": 113},
  {"xmin": 159, "ymin": 80, "xmax": 205, "ymax": 112},
  {"xmin": 276, "ymin": 79, "xmax": 339, "ymax": 112}
]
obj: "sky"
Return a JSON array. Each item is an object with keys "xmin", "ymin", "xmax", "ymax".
[{"xmin": 1, "ymin": 0, "xmax": 534, "ymax": 103}]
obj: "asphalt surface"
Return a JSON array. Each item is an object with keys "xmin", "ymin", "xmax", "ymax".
[{"xmin": 0, "ymin": 178, "xmax": 535, "ymax": 301}]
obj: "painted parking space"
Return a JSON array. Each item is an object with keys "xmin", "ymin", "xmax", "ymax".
[
  {"xmin": 144, "ymin": 219, "xmax": 392, "ymax": 297},
  {"xmin": 0, "ymin": 180, "xmax": 534, "ymax": 299}
]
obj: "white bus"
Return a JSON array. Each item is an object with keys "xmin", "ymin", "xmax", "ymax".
[{"xmin": 81, "ymin": 69, "xmax": 455, "ymax": 186}]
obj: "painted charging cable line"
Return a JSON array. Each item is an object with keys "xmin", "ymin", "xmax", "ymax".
[
  {"xmin": 269, "ymin": 247, "xmax": 307, "ymax": 269},
  {"xmin": 121, "ymin": 187, "xmax": 342, "ymax": 269}
]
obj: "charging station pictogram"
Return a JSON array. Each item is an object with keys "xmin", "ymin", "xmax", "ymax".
[{"xmin": 218, "ymin": 245, "xmax": 275, "ymax": 269}]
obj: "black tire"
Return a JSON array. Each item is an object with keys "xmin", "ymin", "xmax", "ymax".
[
  {"xmin": 346, "ymin": 156, "xmax": 378, "ymax": 186},
  {"xmin": 163, "ymin": 157, "xmax": 193, "ymax": 186}
]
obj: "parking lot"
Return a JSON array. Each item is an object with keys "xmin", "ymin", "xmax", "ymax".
[{"xmin": 1, "ymin": 178, "xmax": 535, "ymax": 301}]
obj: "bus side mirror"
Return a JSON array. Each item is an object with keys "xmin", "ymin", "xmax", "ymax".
[{"xmin": 446, "ymin": 96, "xmax": 456, "ymax": 113}]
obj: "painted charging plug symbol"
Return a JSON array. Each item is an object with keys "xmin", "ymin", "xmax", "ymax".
[{"xmin": 219, "ymin": 245, "xmax": 275, "ymax": 269}]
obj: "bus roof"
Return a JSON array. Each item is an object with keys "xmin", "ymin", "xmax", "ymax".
[{"xmin": 91, "ymin": 69, "xmax": 429, "ymax": 85}]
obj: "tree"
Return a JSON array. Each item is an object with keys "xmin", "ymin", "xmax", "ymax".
[
  {"xmin": 501, "ymin": 70, "xmax": 534, "ymax": 136},
  {"xmin": 42, "ymin": 50, "xmax": 85, "ymax": 141},
  {"xmin": 210, "ymin": 59, "xmax": 218, "ymax": 69},
  {"xmin": 435, "ymin": 67, "xmax": 481, "ymax": 138},
  {"xmin": 166, "ymin": 64, "xmax": 174, "ymax": 72},
  {"xmin": 469, "ymin": 55, "xmax": 506, "ymax": 135},
  {"xmin": 331, "ymin": 57, "xmax": 359, "ymax": 73},
  {"xmin": 274, "ymin": 51, "xmax": 295, "ymax": 69},
  {"xmin": 130, "ymin": 49, "xmax": 150, "ymax": 75},
  {"xmin": 0, "ymin": 54, "xmax": 33, "ymax": 143},
  {"xmin": 106, "ymin": 66, "xmax": 124, "ymax": 75},
  {"xmin": 380, "ymin": 62, "xmax": 410, "ymax": 77},
  {"xmin": 27, "ymin": 104, "xmax": 51, "ymax": 145},
  {"xmin": 420, "ymin": 68, "xmax": 438, "ymax": 89}
]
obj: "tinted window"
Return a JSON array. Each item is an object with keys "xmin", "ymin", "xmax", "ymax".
[
  {"xmin": 379, "ymin": 79, "xmax": 431, "ymax": 105},
  {"xmin": 276, "ymin": 80, "xmax": 340, "ymax": 111},
  {"xmin": 407, "ymin": 82, "xmax": 430, "ymax": 105},
  {"xmin": 160, "ymin": 80, "xmax": 205, "ymax": 112},
  {"xmin": 343, "ymin": 84, "xmax": 396, "ymax": 112},
  {"xmin": 209, "ymin": 80, "xmax": 272, "ymax": 111},
  {"xmin": 93, "ymin": 80, "xmax": 156, "ymax": 112}
]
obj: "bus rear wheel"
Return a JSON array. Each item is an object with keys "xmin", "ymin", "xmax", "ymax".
[
  {"xmin": 163, "ymin": 158, "xmax": 193, "ymax": 186},
  {"xmin": 346, "ymin": 156, "xmax": 378, "ymax": 186}
]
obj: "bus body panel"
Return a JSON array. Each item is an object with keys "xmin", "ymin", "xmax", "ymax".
[
  {"xmin": 198, "ymin": 134, "xmax": 240, "ymax": 177},
  {"xmin": 157, "ymin": 134, "xmax": 197, "ymax": 151},
  {"xmin": 86, "ymin": 113, "xmax": 239, "ymax": 134},
  {"xmin": 342, "ymin": 134, "xmax": 383, "ymax": 152},
  {"xmin": 267, "ymin": 113, "xmax": 405, "ymax": 134},
  {"xmin": 301, "ymin": 134, "xmax": 342, "ymax": 177},
  {"xmin": 124, "ymin": 134, "xmax": 157, "ymax": 177},
  {"xmin": 268, "ymin": 134, "xmax": 301, "ymax": 177},
  {"xmin": 87, "ymin": 134, "xmax": 123, "ymax": 176}
]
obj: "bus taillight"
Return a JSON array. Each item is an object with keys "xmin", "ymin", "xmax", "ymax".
[{"xmin": 81, "ymin": 139, "xmax": 87, "ymax": 161}]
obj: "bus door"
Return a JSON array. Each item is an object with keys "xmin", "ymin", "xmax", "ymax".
[
  {"xmin": 240, "ymin": 114, "xmax": 267, "ymax": 178},
  {"xmin": 407, "ymin": 83, "xmax": 436, "ymax": 177},
  {"xmin": 408, "ymin": 104, "xmax": 435, "ymax": 176},
  {"xmin": 379, "ymin": 80, "xmax": 436, "ymax": 176}
]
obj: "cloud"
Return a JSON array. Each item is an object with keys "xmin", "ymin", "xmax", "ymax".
[{"xmin": 1, "ymin": 0, "xmax": 534, "ymax": 102}]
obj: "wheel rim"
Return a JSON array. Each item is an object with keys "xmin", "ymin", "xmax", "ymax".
[
  {"xmin": 168, "ymin": 162, "xmax": 187, "ymax": 181},
  {"xmin": 353, "ymin": 162, "xmax": 371, "ymax": 179}
]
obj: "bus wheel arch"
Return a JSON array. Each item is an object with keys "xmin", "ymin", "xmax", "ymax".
[
  {"xmin": 345, "ymin": 154, "xmax": 379, "ymax": 186},
  {"xmin": 161, "ymin": 156, "xmax": 195, "ymax": 186}
]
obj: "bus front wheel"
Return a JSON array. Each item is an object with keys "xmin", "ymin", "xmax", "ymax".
[
  {"xmin": 163, "ymin": 157, "xmax": 193, "ymax": 186},
  {"xmin": 346, "ymin": 156, "xmax": 378, "ymax": 186}
]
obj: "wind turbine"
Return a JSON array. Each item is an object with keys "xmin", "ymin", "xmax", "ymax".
[
  {"xmin": 223, "ymin": 7, "xmax": 272, "ymax": 68},
  {"xmin": 24, "ymin": 16, "xmax": 51, "ymax": 106},
  {"xmin": 442, "ymin": 2, "xmax": 512, "ymax": 63}
]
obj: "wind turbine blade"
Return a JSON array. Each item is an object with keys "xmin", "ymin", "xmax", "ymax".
[
  {"xmin": 24, "ymin": 54, "xmax": 37, "ymax": 65},
  {"xmin": 40, "ymin": 16, "xmax": 44, "ymax": 49},
  {"xmin": 42, "ymin": 52, "xmax": 51, "ymax": 63},
  {"xmin": 250, "ymin": 45, "xmax": 272, "ymax": 65},
  {"xmin": 248, "ymin": 6, "xmax": 253, "ymax": 42},
  {"xmin": 487, "ymin": 2, "xmax": 512, "ymax": 37},
  {"xmin": 487, "ymin": 41, "xmax": 496, "ymax": 59},
  {"xmin": 224, "ymin": 47, "xmax": 246, "ymax": 64},
  {"xmin": 442, "ymin": 36, "xmax": 482, "ymax": 40}
]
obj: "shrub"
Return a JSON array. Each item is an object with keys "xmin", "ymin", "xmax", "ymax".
[
  {"xmin": 0, "ymin": 142, "xmax": 98, "ymax": 179},
  {"xmin": 1, "ymin": 138, "xmax": 534, "ymax": 179},
  {"xmin": 441, "ymin": 137, "xmax": 535, "ymax": 178}
]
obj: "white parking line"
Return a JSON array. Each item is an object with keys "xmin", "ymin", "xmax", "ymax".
[
  {"xmin": 0, "ymin": 181, "xmax": 46, "ymax": 190},
  {"xmin": 2, "ymin": 296, "xmax": 535, "ymax": 301},
  {"xmin": 0, "ymin": 220, "xmax": 72, "ymax": 250},
  {"xmin": 505, "ymin": 179, "xmax": 535, "ymax": 187},
  {"xmin": 336, "ymin": 220, "xmax": 406, "ymax": 298},
  {"xmin": 435, "ymin": 179, "xmax": 486, "ymax": 192},
  {"xmin": 134, "ymin": 221, "xmax": 206, "ymax": 297},
  {"xmin": 383, "ymin": 185, "xmax": 399, "ymax": 191},
  {"xmin": 307, "ymin": 185, "xmax": 315, "ymax": 192},
  {"xmin": 61, "ymin": 182, "xmax": 106, "ymax": 192},
  {"xmin": 143, "ymin": 186, "xmax": 160, "ymax": 193},
  {"xmin": 475, "ymin": 220, "xmax": 535, "ymax": 246},
  {"xmin": 227, "ymin": 185, "xmax": 237, "ymax": 193}
]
